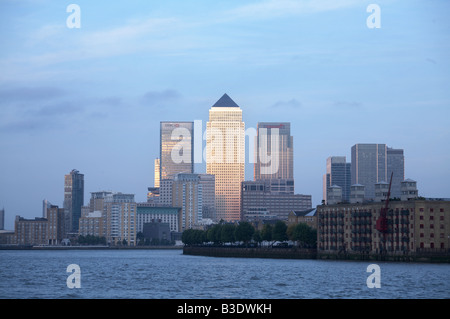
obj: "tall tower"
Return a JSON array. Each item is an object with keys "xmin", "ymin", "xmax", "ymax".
[
  {"xmin": 323, "ymin": 156, "xmax": 351, "ymax": 203},
  {"xmin": 351, "ymin": 144, "xmax": 404, "ymax": 199},
  {"xmin": 154, "ymin": 158, "xmax": 160, "ymax": 188},
  {"xmin": 254, "ymin": 122, "xmax": 293, "ymax": 181},
  {"xmin": 206, "ymin": 94, "xmax": 245, "ymax": 221},
  {"xmin": 160, "ymin": 122, "xmax": 194, "ymax": 181},
  {"xmin": 63, "ymin": 169, "xmax": 84, "ymax": 233}
]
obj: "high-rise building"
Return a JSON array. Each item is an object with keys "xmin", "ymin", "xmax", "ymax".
[
  {"xmin": 323, "ymin": 156, "xmax": 351, "ymax": 204},
  {"xmin": 63, "ymin": 169, "xmax": 84, "ymax": 233},
  {"xmin": 172, "ymin": 173, "xmax": 215, "ymax": 230},
  {"xmin": 206, "ymin": 94, "xmax": 245, "ymax": 221},
  {"xmin": 254, "ymin": 122, "xmax": 293, "ymax": 180},
  {"xmin": 351, "ymin": 144, "xmax": 404, "ymax": 200},
  {"xmin": 387, "ymin": 147, "xmax": 405, "ymax": 199},
  {"xmin": 160, "ymin": 122, "xmax": 194, "ymax": 181},
  {"xmin": 104, "ymin": 192, "xmax": 137, "ymax": 246},
  {"xmin": 154, "ymin": 158, "xmax": 160, "ymax": 188}
]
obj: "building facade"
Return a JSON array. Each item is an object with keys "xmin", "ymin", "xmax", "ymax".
[
  {"xmin": 241, "ymin": 179, "xmax": 312, "ymax": 221},
  {"xmin": 206, "ymin": 93, "xmax": 245, "ymax": 221},
  {"xmin": 254, "ymin": 122, "xmax": 293, "ymax": 180},
  {"xmin": 136, "ymin": 203, "xmax": 181, "ymax": 233},
  {"xmin": 104, "ymin": 193, "xmax": 137, "ymax": 246},
  {"xmin": 160, "ymin": 121, "xmax": 194, "ymax": 181},
  {"xmin": 351, "ymin": 144, "xmax": 405, "ymax": 200},
  {"xmin": 323, "ymin": 156, "xmax": 351, "ymax": 204},
  {"xmin": 63, "ymin": 169, "xmax": 84, "ymax": 233},
  {"xmin": 317, "ymin": 200, "xmax": 450, "ymax": 256}
]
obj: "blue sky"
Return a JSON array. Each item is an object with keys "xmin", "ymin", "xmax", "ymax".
[{"xmin": 1, "ymin": 0, "xmax": 449, "ymax": 229}]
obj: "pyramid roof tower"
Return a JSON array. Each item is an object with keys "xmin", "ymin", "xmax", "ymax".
[{"xmin": 212, "ymin": 93, "xmax": 240, "ymax": 108}]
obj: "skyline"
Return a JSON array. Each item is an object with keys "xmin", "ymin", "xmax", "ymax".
[{"xmin": 1, "ymin": 0, "xmax": 450, "ymax": 229}]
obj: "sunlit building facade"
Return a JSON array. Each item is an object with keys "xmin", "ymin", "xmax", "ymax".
[
  {"xmin": 206, "ymin": 94, "xmax": 245, "ymax": 221},
  {"xmin": 160, "ymin": 122, "xmax": 194, "ymax": 181}
]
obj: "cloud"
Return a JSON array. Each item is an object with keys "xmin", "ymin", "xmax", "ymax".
[
  {"xmin": 271, "ymin": 98, "xmax": 302, "ymax": 108},
  {"xmin": 0, "ymin": 86, "xmax": 66, "ymax": 102},
  {"xmin": 141, "ymin": 89, "xmax": 182, "ymax": 106}
]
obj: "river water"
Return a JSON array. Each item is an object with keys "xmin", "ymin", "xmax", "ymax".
[{"xmin": 0, "ymin": 249, "xmax": 448, "ymax": 299}]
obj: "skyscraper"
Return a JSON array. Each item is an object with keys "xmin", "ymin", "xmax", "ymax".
[
  {"xmin": 160, "ymin": 122, "xmax": 194, "ymax": 181},
  {"xmin": 206, "ymin": 93, "xmax": 245, "ymax": 221},
  {"xmin": 387, "ymin": 147, "xmax": 405, "ymax": 199},
  {"xmin": 254, "ymin": 122, "xmax": 293, "ymax": 180},
  {"xmin": 323, "ymin": 156, "xmax": 351, "ymax": 204},
  {"xmin": 63, "ymin": 169, "xmax": 84, "ymax": 233},
  {"xmin": 351, "ymin": 144, "xmax": 404, "ymax": 199},
  {"xmin": 154, "ymin": 158, "xmax": 160, "ymax": 188}
]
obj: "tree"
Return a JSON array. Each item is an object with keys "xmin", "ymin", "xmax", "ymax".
[
  {"xmin": 221, "ymin": 224, "xmax": 236, "ymax": 244},
  {"xmin": 207, "ymin": 224, "xmax": 223, "ymax": 245},
  {"xmin": 252, "ymin": 230, "xmax": 262, "ymax": 246},
  {"xmin": 272, "ymin": 220, "xmax": 288, "ymax": 242},
  {"xmin": 261, "ymin": 224, "xmax": 273, "ymax": 245},
  {"xmin": 291, "ymin": 223, "xmax": 317, "ymax": 248},
  {"xmin": 235, "ymin": 222, "xmax": 255, "ymax": 245}
]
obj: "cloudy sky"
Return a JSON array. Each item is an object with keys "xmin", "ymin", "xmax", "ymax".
[{"xmin": 1, "ymin": 0, "xmax": 449, "ymax": 229}]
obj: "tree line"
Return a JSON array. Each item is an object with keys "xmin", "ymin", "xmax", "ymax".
[{"xmin": 181, "ymin": 221, "xmax": 316, "ymax": 248}]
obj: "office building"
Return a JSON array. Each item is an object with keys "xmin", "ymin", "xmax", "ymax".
[
  {"xmin": 137, "ymin": 204, "xmax": 181, "ymax": 233},
  {"xmin": 160, "ymin": 121, "xmax": 194, "ymax": 181},
  {"xmin": 172, "ymin": 173, "xmax": 215, "ymax": 230},
  {"xmin": 206, "ymin": 93, "xmax": 245, "ymax": 221},
  {"xmin": 63, "ymin": 169, "xmax": 84, "ymax": 233},
  {"xmin": 351, "ymin": 144, "xmax": 404, "ymax": 200},
  {"xmin": 323, "ymin": 156, "xmax": 351, "ymax": 204},
  {"xmin": 241, "ymin": 179, "xmax": 312, "ymax": 221},
  {"xmin": 154, "ymin": 158, "xmax": 160, "ymax": 188},
  {"xmin": 254, "ymin": 122, "xmax": 293, "ymax": 180}
]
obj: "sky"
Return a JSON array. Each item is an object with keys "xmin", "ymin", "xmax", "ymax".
[{"xmin": 1, "ymin": 0, "xmax": 449, "ymax": 230}]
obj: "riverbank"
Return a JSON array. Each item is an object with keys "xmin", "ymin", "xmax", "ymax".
[
  {"xmin": 0, "ymin": 245, "xmax": 183, "ymax": 250},
  {"xmin": 183, "ymin": 246, "xmax": 450, "ymax": 263}
]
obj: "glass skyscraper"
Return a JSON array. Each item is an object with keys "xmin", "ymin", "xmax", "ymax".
[
  {"xmin": 351, "ymin": 144, "xmax": 404, "ymax": 199},
  {"xmin": 160, "ymin": 122, "xmax": 194, "ymax": 181},
  {"xmin": 323, "ymin": 156, "xmax": 351, "ymax": 203},
  {"xmin": 63, "ymin": 169, "xmax": 84, "ymax": 233},
  {"xmin": 254, "ymin": 122, "xmax": 293, "ymax": 181}
]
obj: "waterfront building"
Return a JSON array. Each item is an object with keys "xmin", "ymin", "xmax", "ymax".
[
  {"xmin": 63, "ymin": 169, "xmax": 84, "ymax": 233},
  {"xmin": 316, "ymin": 199, "xmax": 450, "ymax": 257},
  {"xmin": 288, "ymin": 208, "xmax": 317, "ymax": 229},
  {"xmin": 160, "ymin": 121, "xmax": 194, "ymax": 181},
  {"xmin": 254, "ymin": 122, "xmax": 293, "ymax": 180},
  {"xmin": 136, "ymin": 203, "xmax": 181, "ymax": 233},
  {"xmin": 0, "ymin": 208, "xmax": 4, "ymax": 230},
  {"xmin": 401, "ymin": 179, "xmax": 419, "ymax": 201},
  {"xmin": 326, "ymin": 185, "xmax": 343, "ymax": 205},
  {"xmin": 104, "ymin": 192, "xmax": 137, "ymax": 246},
  {"xmin": 323, "ymin": 156, "xmax": 351, "ymax": 204},
  {"xmin": 46, "ymin": 205, "xmax": 65, "ymax": 245},
  {"xmin": 206, "ymin": 93, "xmax": 245, "ymax": 221},
  {"xmin": 241, "ymin": 179, "xmax": 312, "ymax": 221}
]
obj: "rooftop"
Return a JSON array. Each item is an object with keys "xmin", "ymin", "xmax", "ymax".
[{"xmin": 212, "ymin": 93, "xmax": 240, "ymax": 108}]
